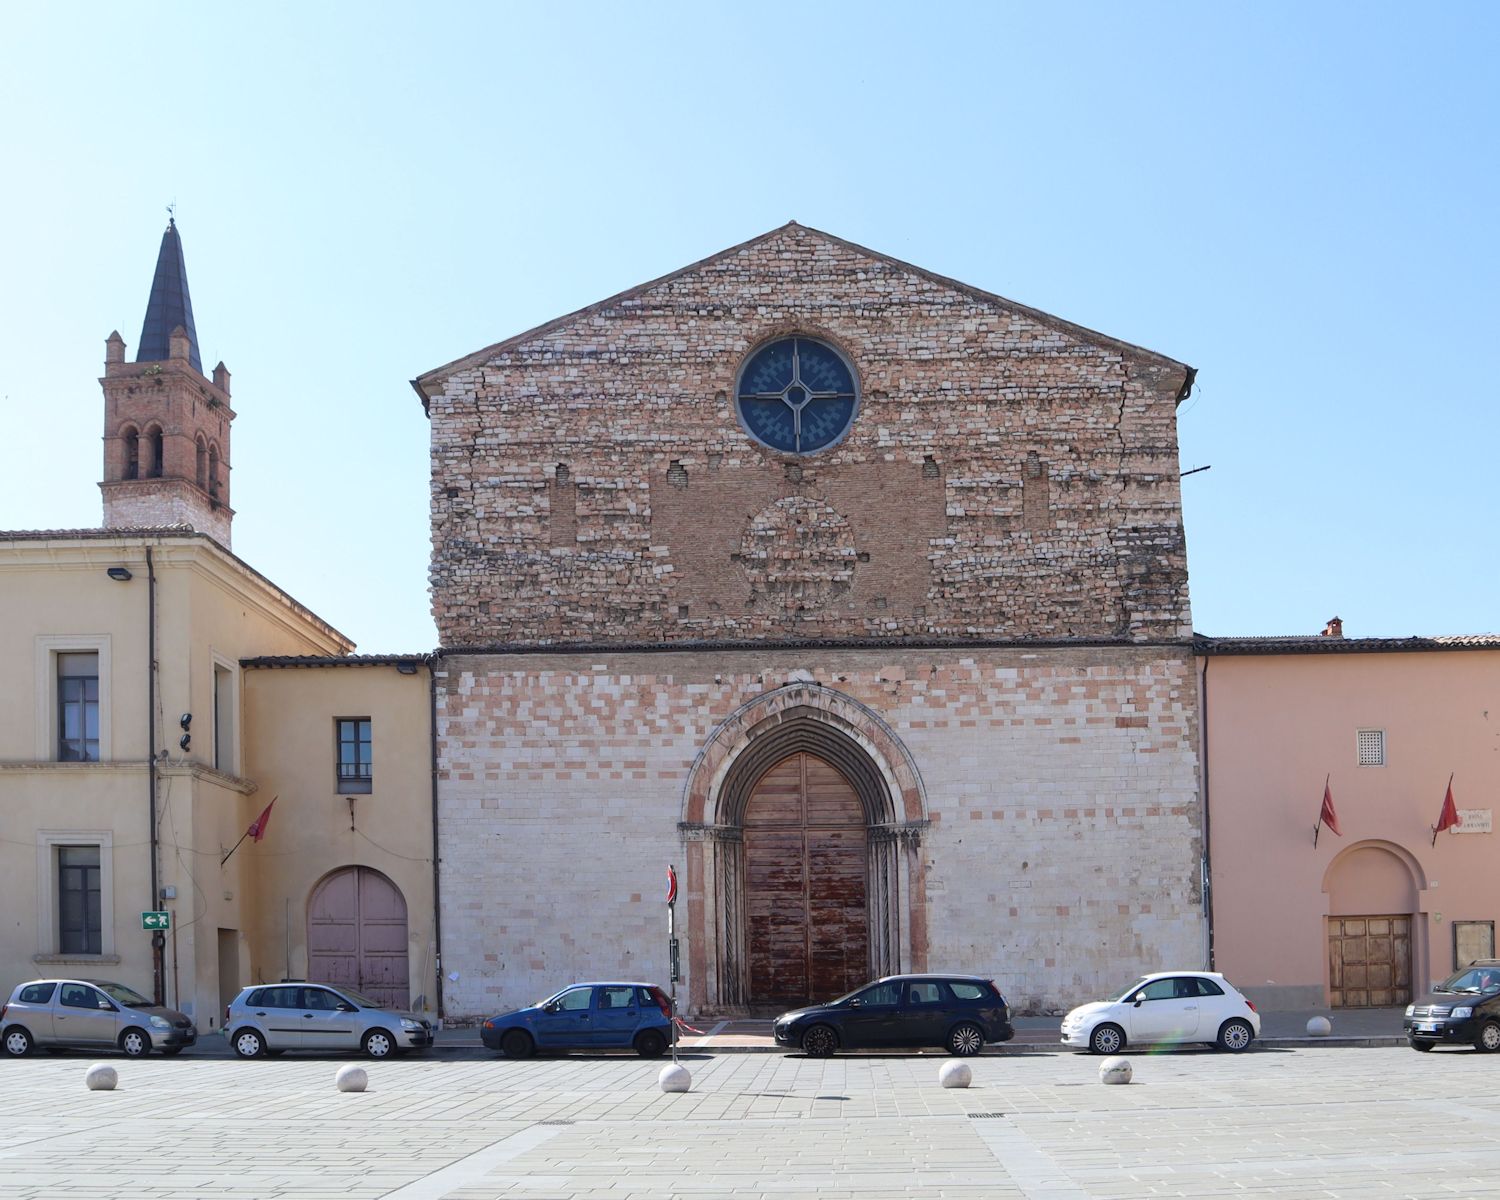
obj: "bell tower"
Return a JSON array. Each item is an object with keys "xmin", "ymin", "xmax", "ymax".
[{"xmin": 100, "ymin": 218, "xmax": 236, "ymax": 547}]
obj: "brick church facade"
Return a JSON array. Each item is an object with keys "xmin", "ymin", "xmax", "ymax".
[{"xmin": 414, "ymin": 223, "xmax": 1204, "ymax": 1017}]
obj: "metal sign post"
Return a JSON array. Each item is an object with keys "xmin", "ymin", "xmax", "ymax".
[{"xmin": 667, "ymin": 863, "xmax": 679, "ymax": 1065}]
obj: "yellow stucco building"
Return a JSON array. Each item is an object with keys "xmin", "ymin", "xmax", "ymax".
[{"xmin": 0, "ymin": 221, "xmax": 436, "ymax": 1038}]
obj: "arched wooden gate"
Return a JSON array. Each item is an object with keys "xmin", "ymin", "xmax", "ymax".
[
  {"xmin": 307, "ymin": 867, "xmax": 409, "ymax": 1010},
  {"xmin": 744, "ymin": 752, "xmax": 869, "ymax": 1005}
]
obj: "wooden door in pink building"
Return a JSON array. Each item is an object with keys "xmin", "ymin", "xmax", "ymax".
[
  {"xmin": 1327, "ymin": 915, "xmax": 1412, "ymax": 1008},
  {"xmin": 308, "ymin": 867, "xmax": 410, "ymax": 1011}
]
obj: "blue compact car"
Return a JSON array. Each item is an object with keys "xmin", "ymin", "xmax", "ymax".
[{"xmin": 481, "ymin": 981, "xmax": 674, "ymax": 1058}]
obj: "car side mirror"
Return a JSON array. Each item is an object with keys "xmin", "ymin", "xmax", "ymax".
[
  {"xmin": 543, "ymin": 1002, "xmax": 559, "ymax": 1014},
  {"xmin": 848, "ymin": 998, "xmax": 862, "ymax": 1009},
  {"xmin": 1133, "ymin": 993, "xmax": 1145, "ymax": 1006},
  {"xmin": 336, "ymin": 1003, "xmax": 357, "ymax": 1012},
  {"xmin": 100, "ymin": 1000, "xmax": 116, "ymax": 1011}
]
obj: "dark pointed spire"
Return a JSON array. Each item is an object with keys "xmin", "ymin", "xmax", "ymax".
[{"xmin": 137, "ymin": 217, "xmax": 202, "ymax": 372}]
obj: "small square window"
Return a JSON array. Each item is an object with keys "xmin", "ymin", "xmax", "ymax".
[
  {"xmin": 1357, "ymin": 728, "xmax": 1385, "ymax": 767},
  {"xmin": 336, "ymin": 718, "xmax": 373, "ymax": 794}
]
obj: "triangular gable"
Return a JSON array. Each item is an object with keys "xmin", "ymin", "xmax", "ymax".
[{"xmin": 411, "ymin": 221, "xmax": 1192, "ymax": 410}]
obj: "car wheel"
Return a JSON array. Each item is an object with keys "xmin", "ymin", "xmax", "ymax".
[
  {"xmin": 947, "ymin": 1021, "xmax": 985, "ymax": 1057},
  {"xmin": 1217, "ymin": 1019, "xmax": 1254, "ymax": 1053},
  {"xmin": 232, "ymin": 1028, "xmax": 267, "ymax": 1059},
  {"xmin": 1409, "ymin": 1038, "xmax": 1435, "ymax": 1052},
  {"xmin": 119, "ymin": 1028, "xmax": 151, "ymax": 1057},
  {"xmin": 1476, "ymin": 1022, "xmax": 1500, "ymax": 1053},
  {"xmin": 1089, "ymin": 1023, "xmax": 1125, "ymax": 1055},
  {"xmin": 362, "ymin": 1029, "xmax": 396, "ymax": 1059},
  {"xmin": 800, "ymin": 1024, "xmax": 838, "ymax": 1057},
  {"xmin": 2, "ymin": 1027, "xmax": 34, "ymax": 1057},
  {"xmin": 500, "ymin": 1029, "xmax": 535, "ymax": 1059},
  {"xmin": 634, "ymin": 1029, "xmax": 667, "ymax": 1058}
]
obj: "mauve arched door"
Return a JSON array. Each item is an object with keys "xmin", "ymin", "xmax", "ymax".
[{"xmin": 307, "ymin": 867, "xmax": 409, "ymax": 1010}]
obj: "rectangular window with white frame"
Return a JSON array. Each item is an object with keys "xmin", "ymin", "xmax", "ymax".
[
  {"xmin": 34, "ymin": 635, "xmax": 112, "ymax": 762},
  {"xmin": 1357, "ymin": 728, "xmax": 1385, "ymax": 767},
  {"xmin": 35, "ymin": 830, "xmax": 115, "ymax": 962},
  {"xmin": 336, "ymin": 718, "xmax": 373, "ymax": 794}
]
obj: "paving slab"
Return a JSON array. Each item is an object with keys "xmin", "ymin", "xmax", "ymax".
[{"xmin": 0, "ymin": 1040, "xmax": 1491, "ymax": 1197}]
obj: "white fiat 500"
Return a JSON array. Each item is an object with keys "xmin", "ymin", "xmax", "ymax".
[{"xmin": 1061, "ymin": 971, "xmax": 1261, "ymax": 1054}]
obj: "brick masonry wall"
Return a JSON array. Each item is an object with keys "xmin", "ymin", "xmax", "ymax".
[
  {"xmin": 424, "ymin": 225, "xmax": 1192, "ymax": 647},
  {"xmin": 101, "ymin": 481, "xmax": 232, "ymax": 546},
  {"xmin": 435, "ymin": 646, "xmax": 1203, "ymax": 1020}
]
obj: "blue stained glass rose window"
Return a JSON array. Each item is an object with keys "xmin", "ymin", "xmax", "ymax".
[{"xmin": 735, "ymin": 337, "xmax": 858, "ymax": 454}]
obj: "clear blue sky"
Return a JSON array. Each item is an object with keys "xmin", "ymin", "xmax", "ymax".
[{"xmin": 3, "ymin": 2, "xmax": 1495, "ymax": 651}]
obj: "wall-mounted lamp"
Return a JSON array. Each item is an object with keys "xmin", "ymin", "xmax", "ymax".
[{"xmin": 107, "ymin": 566, "xmax": 133, "ymax": 582}]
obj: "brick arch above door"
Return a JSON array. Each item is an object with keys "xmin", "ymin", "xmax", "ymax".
[{"xmin": 681, "ymin": 681, "xmax": 929, "ymax": 828}]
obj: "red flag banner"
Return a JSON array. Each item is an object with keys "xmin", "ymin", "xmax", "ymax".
[
  {"xmin": 1318, "ymin": 780, "xmax": 1342, "ymax": 838},
  {"xmin": 248, "ymin": 796, "xmax": 277, "ymax": 843},
  {"xmin": 1432, "ymin": 776, "xmax": 1459, "ymax": 845}
]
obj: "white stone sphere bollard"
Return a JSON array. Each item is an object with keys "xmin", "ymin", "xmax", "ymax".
[
  {"xmin": 1098, "ymin": 1056, "xmax": 1132, "ymax": 1085},
  {"xmin": 938, "ymin": 1061, "xmax": 973, "ymax": 1088},
  {"xmin": 658, "ymin": 1063, "xmax": 692, "ymax": 1093},
  {"xmin": 335, "ymin": 1064, "xmax": 368, "ymax": 1093},
  {"xmin": 1306, "ymin": 1016, "xmax": 1332, "ymax": 1037},
  {"xmin": 85, "ymin": 1063, "xmax": 117, "ymax": 1091}
]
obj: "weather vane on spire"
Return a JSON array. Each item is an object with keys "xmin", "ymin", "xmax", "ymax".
[{"xmin": 166, "ymin": 200, "xmax": 176, "ymax": 226}]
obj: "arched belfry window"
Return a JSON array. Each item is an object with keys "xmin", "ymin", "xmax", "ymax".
[
  {"xmin": 195, "ymin": 437, "xmax": 207, "ymax": 491},
  {"xmin": 207, "ymin": 444, "xmax": 220, "ymax": 498},
  {"xmin": 145, "ymin": 427, "xmax": 164, "ymax": 479},
  {"xmin": 122, "ymin": 426, "xmax": 140, "ymax": 480},
  {"xmin": 735, "ymin": 336, "xmax": 859, "ymax": 455}
]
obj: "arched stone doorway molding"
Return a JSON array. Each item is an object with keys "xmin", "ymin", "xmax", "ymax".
[
  {"xmin": 679, "ymin": 681, "xmax": 930, "ymax": 1013},
  {"xmin": 1322, "ymin": 840, "xmax": 1426, "ymax": 1008},
  {"xmin": 307, "ymin": 866, "xmax": 410, "ymax": 1011}
]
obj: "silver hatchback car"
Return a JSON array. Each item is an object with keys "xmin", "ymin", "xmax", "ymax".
[
  {"xmin": 2, "ymin": 978, "xmax": 197, "ymax": 1057},
  {"xmin": 225, "ymin": 982, "xmax": 434, "ymax": 1058}
]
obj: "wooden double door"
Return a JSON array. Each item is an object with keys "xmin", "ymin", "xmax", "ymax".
[
  {"xmin": 744, "ymin": 752, "xmax": 870, "ymax": 1006},
  {"xmin": 1328, "ymin": 914, "xmax": 1412, "ymax": 1008},
  {"xmin": 308, "ymin": 867, "xmax": 410, "ymax": 1010}
]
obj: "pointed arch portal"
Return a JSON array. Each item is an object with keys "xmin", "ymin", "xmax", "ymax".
[{"xmin": 681, "ymin": 683, "xmax": 929, "ymax": 1013}]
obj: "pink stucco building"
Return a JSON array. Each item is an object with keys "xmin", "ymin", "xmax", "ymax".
[{"xmin": 1201, "ymin": 631, "xmax": 1500, "ymax": 1010}]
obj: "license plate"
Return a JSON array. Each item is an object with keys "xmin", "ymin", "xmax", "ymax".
[{"xmin": 1417, "ymin": 1023, "xmax": 1439, "ymax": 1032}]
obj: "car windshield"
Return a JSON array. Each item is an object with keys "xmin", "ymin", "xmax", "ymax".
[
  {"xmin": 95, "ymin": 982, "xmax": 151, "ymax": 1006},
  {"xmin": 1108, "ymin": 977, "xmax": 1151, "ymax": 1002},
  {"xmin": 1439, "ymin": 967, "xmax": 1500, "ymax": 995}
]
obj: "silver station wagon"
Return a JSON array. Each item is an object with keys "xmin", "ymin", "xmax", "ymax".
[
  {"xmin": 2, "ymin": 978, "xmax": 197, "ymax": 1057},
  {"xmin": 225, "ymin": 982, "xmax": 434, "ymax": 1058}
]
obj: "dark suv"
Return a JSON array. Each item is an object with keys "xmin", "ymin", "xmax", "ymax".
[
  {"xmin": 773, "ymin": 974, "xmax": 1013, "ymax": 1056},
  {"xmin": 1404, "ymin": 959, "xmax": 1500, "ymax": 1052}
]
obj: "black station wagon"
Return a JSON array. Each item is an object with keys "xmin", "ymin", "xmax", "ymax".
[
  {"xmin": 773, "ymin": 973, "xmax": 1013, "ymax": 1056},
  {"xmin": 1404, "ymin": 959, "xmax": 1500, "ymax": 1052}
]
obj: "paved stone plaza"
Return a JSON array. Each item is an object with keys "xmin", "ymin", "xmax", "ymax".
[{"xmin": 1, "ymin": 1045, "xmax": 1496, "ymax": 1198}]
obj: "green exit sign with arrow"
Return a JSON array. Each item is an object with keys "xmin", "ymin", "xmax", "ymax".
[{"xmin": 141, "ymin": 910, "xmax": 171, "ymax": 930}]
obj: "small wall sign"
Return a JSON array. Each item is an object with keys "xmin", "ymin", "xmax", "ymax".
[{"xmin": 1454, "ymin": 809, "xmax": 1492, "ymax": 835}]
